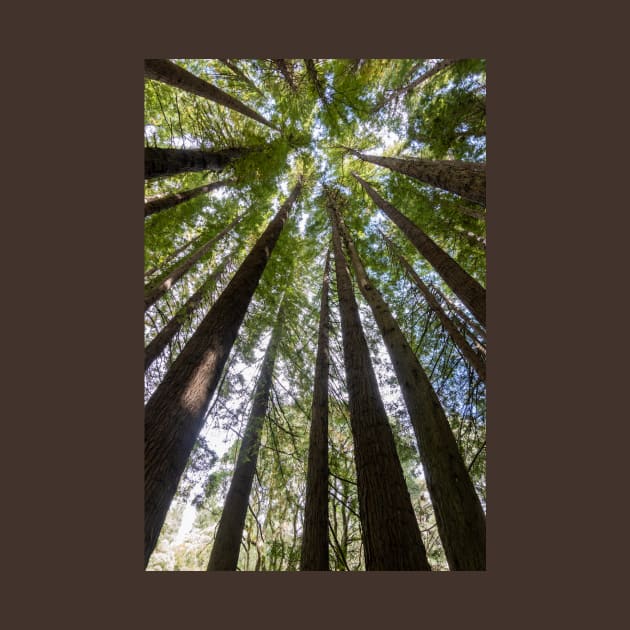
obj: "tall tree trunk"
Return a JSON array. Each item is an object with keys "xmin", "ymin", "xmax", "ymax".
[
  {"xmin": 348, "ymin": 151, "xmax": 485, "ymax": 207},
  {"xmin": 144, "ymin": 212, "xmax": 244, "ymax": 312},
  {"xmin": 372, "ymin": 59, "xmax": 461, "ymax": 113},
  {"xmin": 300, "ymin": 252, "xmax": 331, "ymax": 571},
  {"xmin": 379, "ymin": 230, "xmax": 486, "ymax": 382},
  {"xmin": 352, "ymin": 173, "xmax": 486, "ymax": 326},
  {"xmin": 304, "ymin": 59, "xmax": 329, "ymax": 106},
  {"xmin": 217, "ymin": 59, "xmax": 265, "ymax": 97},
  {"xmin": 144, "ymin": 180, "xmax": 302, "ymax": 567},
  {"xmin": 145, "ymin": 147, "xmax": 247, "ymax": 180},
  {"xmin": 271, "ymin": 59, "xmax": 298, "ymax": 93},
  {"xmin": 207, "ymin": 308, "xmax": 285, "ymax": 571},
  {"xmin": 326, "ymin": 188, "xmax": 431, "ymax": 571},
  {"xmin": 431, "ymin": 283, "xmax": 486, "ymax": 343},
  {"xmin": 335, "ymin": 212, "xmax": 486, "ymax": 570},
  {"xmin": 144, "ymin": 178, "xmax": 236, "ymax": 218},
  {"xmin": 145, "ymin": 58, "xmax": 277, "ymax": 130},
  {"xmin": 144, "ymin": 234, "xmax": 202, "ymax": 279},
  {"xmin": 144, "ymin": 256, "xmax": 231, "ymax": 372}
]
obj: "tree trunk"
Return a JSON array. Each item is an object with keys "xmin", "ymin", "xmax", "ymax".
[
  {"xmin": 335, "ymin": 212, "xmax": 486, "ymax": 570},
  {"xmin": 300, "ymin": 252, "xmax": 331, "ymax": 571},
  {"xmin": 349, "ymin": 151, "xmax": 485, "ymax": 207},
  {"xmin": 145, "ymin": 147, "xmax": 247, "ymax": 180},
  {"xmin": 431, "ymin": 283, "xmax": 486, "ymax": 343},
  {"xmin": 144, "ymin": 234, "xmax": 202, "ymax": 279},
  {"xmin": 144, "ymin": 179, "xmax": 236, "ymax": 218},
  {"xmin": 144, "ymin": 180, "xmax": 302, "ymax": 567},
  {"xmin": 145, "ymin": 58, "xmax": 277, "ymax": 130},
  {"xmin": 217, "ymin": 59, "xmax": 265, "ymax": 97},
  {"xmin": 271, "ymin": 59, "xmax": 298, "ymax": 93},
  {"xmin": 144, "ymin": 212, "xmax": 244, "ymax": 312},
  {"xmin": 144, "ymin": 256, "xmax": 231, "ymax": 371},
  {"xmin": 380, "ymin": 230, "xmax": 485, "ymax": 381},
  {"xmin": 352, "ymin": 173, "xmax": 486, "ymax": 326},
  {"xmin": 304, "ymin": 59, "xmax": 329, "ymax": 106},
  {"xmin": 327, "ymin": 188, "xmax": 431, "ymax": 571},
  {"xmin": 207, "ymin": 309, "xmax": 285, "ymax": 571}
]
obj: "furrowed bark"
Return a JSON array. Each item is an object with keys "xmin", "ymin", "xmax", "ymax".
[
  {"xmin": 144, "ymin": 178, "xmax": 236, "ymax": 218},
  {"xmin": 145, "ymin": 147, "xmax": 248, "ymax": 180},
  {"xmin": 300, "ymin": 252, "xmax": 331, "ymax": 571},
  {"xmin": 349, "ymin": 150, "xmax": 485, "ymax": 206},
  {"xmin": 335, "ymin": 213, "xmax": 486, "ymax": 569},
  {"xmin": 327, "ymin": 188, "xmax": 431, "ymax": 571},
  {"xmin": 144, "ymin": 212, "xmax": 244, "ymax": 312},
  {"xmin": 144, "ymin": 180, "xmax": 302, "ymax": 567},
  {"xmin": 144, "ymin": 256, "xmax": 231, "ymax": 372},
  {"xmin": 145, "ymin": 58, "xmax": 277, "ymax": 130},
  {"xmin": 207, "ymin": 308, "xmax": 284, "ymax": 571},
  {"xmin": 380, "ymin": 230, "xmax": 486, "ymax": 381},
  {"xmin": 352, "ymin": 173, "xmax": 486, "ymax": 326}
]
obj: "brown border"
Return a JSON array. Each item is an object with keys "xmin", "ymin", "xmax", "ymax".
[{"xmin": 8, "ymin": 2, "xmax": 624, "ymax": 628}]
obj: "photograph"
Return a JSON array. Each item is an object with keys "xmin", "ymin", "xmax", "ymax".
[{"xmin": 143, "ymin": 58, "xmax": 487, "ymax": 571}]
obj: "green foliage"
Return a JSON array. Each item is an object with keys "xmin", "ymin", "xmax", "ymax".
[{"xmin": 145, "ymin": 58, "xmax": 486, "ymax": 571}]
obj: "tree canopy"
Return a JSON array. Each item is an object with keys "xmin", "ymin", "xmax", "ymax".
[{"xmin": 144, "ymin": 58, "xmax": 486, "ymax": 571}]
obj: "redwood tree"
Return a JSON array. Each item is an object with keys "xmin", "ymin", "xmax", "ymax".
[
  {"xmin": 327, "ymin": 187, "xmax": 431, "ymax": 571},
  {"xmin": 353, "ymin": 172, "xmax": 486, "ymax": 326},
  {"xmin": 348, "ymin": 149, "xmax": 485, "ymax": 206},
  {"xmin": 300, "ymin": 252, "xmax": 331, "ymax": 571},
  {"xmin": 380, "ymin": 230, "xmax": 486, "ymax": 382},
  {"xmin": 144, "ymin": 212, "xmax": 244, "ymax": 312},
  {"xmin": 333, "ymin": 208, "xmax": 486, "ymax": 569},
  {"xmin": 144, "ymin": 256, "xmax": 231, "ymax": 372},
  {"xmin": 145, "ymin": 178, "xmax": 236, "ymax": 218},
  {"xmin": 145, "ymin": 147, "xmax": 248, "ymax": 180},
  {"xmin": 144, "ymin": 179, "xmax": 303, "ymax": 567},
  {"xmin": 145, "ymin": 58, "xmax": 278, "ymax": 130},
  {"xmin": 207, "ymin": 309, "xmax": 284, "ymax": 571}
]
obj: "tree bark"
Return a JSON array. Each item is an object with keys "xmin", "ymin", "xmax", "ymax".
[
  {"xmin": 145, "ymin": 147, "xmax": 247, "ymax": 180},
  {"xmin": 144, "ymin": 179, "xmax": 236, "ymax": 218},
  {"xmin": 207, "ymin": 308, "xmax": 285, "ymax": 571},
  {"xmin": 300, "ymin": 252, "xmax": 331, "ymax": 571},
  {"xmin": 349, "ymin": 151, "xmax": 485, "ymax": 207},
  {"xmin": 271, "ymin": 59, "xmax": 298, "ymax": 93},
  {"xmin": 145, "ymin": 58, "xmax": 277, "ymax": 130},
  {"xmin": 144, "ymin": 212, "xmax": 244, "ymax": 312},
  {"xmin": 144, "ymin": 256, "xmax": 231, "ymax": 371},
  {"xmin": 327, "ymin": 188, "xmax": 431, "ymax": 571},
  {"xmin": 144, "ymin": 180, "xmax": 302, "ymax": 567},
  {"xmin": 379, "ymin": 230, "xmax": 485, "ymax": 382},
  {"xmin": 431, "ymin": 283, "xmax": 486, "ymax": 344},
  {"xmin": 335, "ymin": 213, "xmax": 486, "ymax": 570},
  {"xmin": 352, "ymin": 173, "xmax": 486, "ymax": 326}
]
